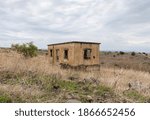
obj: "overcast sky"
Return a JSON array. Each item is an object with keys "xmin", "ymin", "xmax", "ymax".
[{"xmin": 0, "ymin": 0, "xmax": 150, "ymax": 52}]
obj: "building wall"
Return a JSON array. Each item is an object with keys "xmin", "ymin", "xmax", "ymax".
[
  {"xmin": 48, "ymin": 43, "xmax": 100, "ymax": 66},
  {"xmin": 48, "ymin": 43, "xmax": 75, "ymax": 65},
  {"xmin": 74, "ymin": 43, "xmax": 100, "ymax": 66}
]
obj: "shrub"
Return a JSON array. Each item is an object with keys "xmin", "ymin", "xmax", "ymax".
[
  {"xmin": 0, "ymin": 95, "xmax": 12, "ymax": 103},
  {"xmin": 123, "ymin": 90, "xmax": 147, "ymax": 102},
  {"xmin": 119, "ymin": 51, "xmax": 125, "ymax": 55},
  {"xmin": 95, "ymin": 85, "xmax": 113, "ymax": 97},
  {"xmin": 142, "ymin": 52, "xmax": 146, "ymax": 55},
  {"xmin": 142, "ymin": 52, "xmax": 148, "ymax": 56},
  {"xmin": 131, "ymin": 52, "xmax": 136, "ymax": 56},
  {"xmin": 11, "ymin": 42, "xmax": 38, "ymax": 58}
]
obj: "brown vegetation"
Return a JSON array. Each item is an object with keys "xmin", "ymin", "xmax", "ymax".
[
  {"xmin": 0, "ymin": 48, "xmax": 150, "ymax": 103},
  {"xmin": 100, "ymin": 51, "xmax": 150, "ymax": 72}
]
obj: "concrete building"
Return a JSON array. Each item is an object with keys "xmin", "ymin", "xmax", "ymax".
[{"xmin": 48, "ymin": 41, "xmax": 100, "ymax": 70}]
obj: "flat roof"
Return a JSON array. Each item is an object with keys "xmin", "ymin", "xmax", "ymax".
[{"xmin": 48, "ymin": 41, "xmax": 101, "ymax": 46}]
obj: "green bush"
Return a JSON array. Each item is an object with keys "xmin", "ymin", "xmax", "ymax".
[
  {"xmin": 11, "ymin": 42, "xmax": 38, "ymax": 58},
  {"xmin": 119, "ymin": 51, "xmax": 125, "ymax": 55},
  {"xmin": 131, "ymin": 52, "xmax": 136, "ymax": 56},
  {"xmin": 142, "ymin": 52, "xmax": 148, "ymax": 56},
  {"xmin": 0, "ymin": 95, "xmax": 12, "ymax": 103},
  {"xmin": 123, "ymin": 90, "xmax": 147, "ymax": 102},
  {"xmin": 95, "ymin": 85, "xmax": 113, "ymax": 97}
]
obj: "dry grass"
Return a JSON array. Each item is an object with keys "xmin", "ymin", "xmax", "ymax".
[
  {"xmin": 68, "ymin": 68, "xmax": 150, "ymax": 97},
  {"xmin": 0, "ymin": 49, "xmax": 150, "ymax": 102},
  {"xmin": 0, "ymin": 84, "xmax": 43, "ymax": 102},
  {"xmin": 0, "ymin": 49, "xmax": 63, "ymax": 74},
  {"xmin": 100, "ymin": 51, "xmax": 150, "ymax": 72}
]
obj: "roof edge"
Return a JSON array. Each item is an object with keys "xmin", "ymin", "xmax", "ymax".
[{"xmin": 48, "ymin": 41, "xmax": 101, "ymax": 46}]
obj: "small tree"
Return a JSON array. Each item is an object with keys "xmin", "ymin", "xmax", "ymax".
[
  {"xmin": 131, "ymin": 52, "xmax": 136, "ymax": 56},
  {"xmin": 119, "ymin": 51, "xmax": 125, "ymax": 55},
  {"xmin": 11, "ymin": 42, "xmax": 38, "ymax": 58}
]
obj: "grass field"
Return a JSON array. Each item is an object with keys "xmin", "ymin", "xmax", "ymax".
[{"xmin": 0, "ymin": 48, "xmax": 150, "ymax": 103}]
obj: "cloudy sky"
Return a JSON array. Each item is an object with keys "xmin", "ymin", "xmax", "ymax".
[{"xmin": 0, "ymin": 0, "xmax": 150, "ymax": 52}]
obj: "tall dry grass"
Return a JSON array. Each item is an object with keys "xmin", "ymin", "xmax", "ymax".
[
  {"xmin": 0, "ymin": 50, "xmax": 65, "ymax": 75},
  {"xmin": 0, "ymin": 49, "xmax": 150, "ymax": 97}
]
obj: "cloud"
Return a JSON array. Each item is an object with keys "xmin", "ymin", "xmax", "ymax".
[{"xmin": 0, "ymin": 0, "xmax": 150, "ymax": 52}]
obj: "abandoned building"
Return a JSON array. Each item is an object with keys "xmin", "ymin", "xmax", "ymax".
[{"xmin": 48, "ymin": 41, "xmax": 100, "ymax": 70}]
